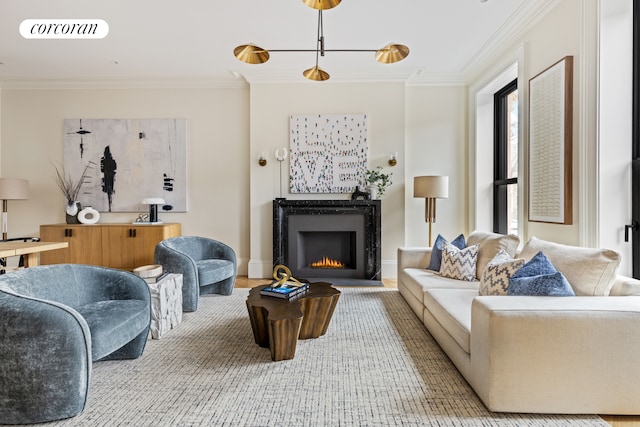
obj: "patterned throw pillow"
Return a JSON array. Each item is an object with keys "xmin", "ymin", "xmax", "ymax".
[
  {"xmin": 479, "ymin": 250, "xmax": 525, "ymax": 295},
  {"xmin": 428, "ymin": 233, "xmax": 466, "ymax": 271},
  {"xmin": 439, "ymin": 242, "xmax": 479, "ymax": 282}
]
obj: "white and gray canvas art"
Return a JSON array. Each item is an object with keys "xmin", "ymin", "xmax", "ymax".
[{"xmin": 63, "ymin": 119, "xmax": 187, "ymax": 213}]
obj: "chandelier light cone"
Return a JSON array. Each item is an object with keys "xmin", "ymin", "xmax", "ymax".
[
  {"xmin": 303, "ymin": 65, "xmax": 330, "ymax": 81},
  {"xmin": 233, "ymin": 44, "xmax": 270, "ymax": 64},
  {"xmin": 233, "ymin": 2, "xmax": 409, "ymax": 80},
  {"xmin": 302, "ymin": 0, "xmax": 341, "ymax": 10},
  {"xmin": 375, "ymin": 43, "xmax": 410, "ymax": 64}
]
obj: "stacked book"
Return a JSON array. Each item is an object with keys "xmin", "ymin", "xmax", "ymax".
[{"xmin": 260, "ymin": 281, "xmax": 310, "ymax": 299}]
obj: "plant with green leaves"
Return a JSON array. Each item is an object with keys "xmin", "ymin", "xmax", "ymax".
[{"xmin": 365, "ymin": 166, "xmax": 393, "ymax": 196}]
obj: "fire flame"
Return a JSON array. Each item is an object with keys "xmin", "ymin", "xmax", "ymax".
[{"xmin": 310, "ymin": 256, "xmax": 345, "ymax": 269}]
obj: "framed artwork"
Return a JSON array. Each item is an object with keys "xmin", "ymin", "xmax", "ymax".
[
  {"xmin": 63, "ymin": 118, "xmax": 187, "ymax": 213},
  {"xmin": 528, "ymin": 56, "xmax": 573, "ymax": 224},
  {"xmin": 289, "ymin": 114, "xmax": 367, "ymax": 193}
]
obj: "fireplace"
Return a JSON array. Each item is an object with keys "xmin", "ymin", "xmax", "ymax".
[{"xmin": 273, "ymin": 199, "xmax": 381, "ymax": 280}]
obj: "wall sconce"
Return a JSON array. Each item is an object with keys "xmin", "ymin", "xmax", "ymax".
[
  {"xmin": 258, "ymin": 153, "xmax": 267, "ymax": 167},
  {"xmin": 388, "ymin": 152, "xmax": 398, "ymax": 167}
]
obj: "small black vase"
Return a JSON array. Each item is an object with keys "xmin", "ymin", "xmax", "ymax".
[{"xmin": 65, "ymin": 201, "xmax": 82, "ymax": 224}]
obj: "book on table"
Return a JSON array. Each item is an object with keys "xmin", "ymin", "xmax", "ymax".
[
  {"xmin": 144, "ymin": 272, "xmax": 169, "ymax": 284},
  {"xmin": 260, "ymin": 281, "xmax": 310, "ymax": 299}
]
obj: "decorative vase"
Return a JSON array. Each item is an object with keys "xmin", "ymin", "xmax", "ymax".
[
  {"xmin": 367, "ymin": 184, "xmax": 378, "ymax": 200},
  {"xmin": 65, "ymin": 201, "xmax": 82, "ymax": 224}
]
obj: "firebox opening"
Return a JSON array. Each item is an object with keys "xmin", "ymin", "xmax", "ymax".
[{"xmin": 297, "ymin": 231, "xmax": 356, "ymax": 272}]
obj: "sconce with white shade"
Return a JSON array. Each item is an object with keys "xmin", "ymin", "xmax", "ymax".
[
  {"xmin": 413, "ymin": 176, "xmax": 449, "ymax": 247},
  {"xmin": 258, "ymin": 153, "xmax": 267, "ymax": 167},
  {"xmin": 142, "ymin": 198, "xmax": 165, "ymax": 224},
  {"xmin": 388, "ymin": 152, "xmax": 398, "ymax": 167},
  {"xmin": 0, "ymin": 178, "xmax": 29, "ymax": 240}
]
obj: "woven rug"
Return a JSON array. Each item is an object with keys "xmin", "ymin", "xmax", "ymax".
[{"xmin": 33, "ymin": 288, "xmax": 607, "ymax": 427}]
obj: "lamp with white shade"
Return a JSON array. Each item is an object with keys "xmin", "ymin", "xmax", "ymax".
[
  {"xmin": 142, "ymin": 198, "xmax": 165, "ymax": 224},
  {"xmin": 413, "ymin": 176, "xmax": 449, "ymax": 247},
  {"xmin": 0, "ymin": 178, "xmax": 29, "ymax": 240}
]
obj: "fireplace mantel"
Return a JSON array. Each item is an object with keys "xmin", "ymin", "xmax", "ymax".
[{"xmin": 273, "ymin": 199, "xmax": 381, "ymax": 280}]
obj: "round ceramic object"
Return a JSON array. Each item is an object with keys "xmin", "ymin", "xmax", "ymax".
[
  {"xmin": 133, "ymin": 264, "xmax": 163, "ymax": 278},
  {"xmin": 77, "ymin": 206, "xmax": 100, "ymax": 224}
]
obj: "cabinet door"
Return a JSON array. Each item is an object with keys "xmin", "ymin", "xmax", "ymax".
[
  {"xmin": 40, "ymin": 225, "xmax": 104, "ymax": 265},
  {"xmin": 102, "ymin": 224, "xmax": 181, "ymax": 270}
]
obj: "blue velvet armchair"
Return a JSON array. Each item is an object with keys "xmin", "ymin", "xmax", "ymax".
[
  {"xmin": 0, "ymin": 264, "xmax": 151, "ymax": 424},
  {"xmin": 154, "ymin": 236, "xmax": 237, "ymax": 312}
]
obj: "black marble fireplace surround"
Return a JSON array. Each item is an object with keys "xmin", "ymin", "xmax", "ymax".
[{"xmin": 273, "ymin": 199, "xmax": 381, "ymax": 281}]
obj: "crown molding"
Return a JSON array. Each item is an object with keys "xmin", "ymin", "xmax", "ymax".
[
  {"xmin": 0, "ymin": 77, "xmax": 248, "ymax": 90},
  {"xmin": 463, "ymin": 0, "xmax": 562, "ymax": 83}
]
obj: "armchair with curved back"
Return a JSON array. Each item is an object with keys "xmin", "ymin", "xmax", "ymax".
[{"xmin": 154, "ymin": 236, "xmax": 237, "ymax": 312}]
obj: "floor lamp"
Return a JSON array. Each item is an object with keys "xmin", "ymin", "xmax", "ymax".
[
  {"xmin": 413, "ymin": 176, "xmax": 448, "ymax": 247},
  {"xmin": 0, "ymin": 178, "xmax": 29, "ymax": 240}
]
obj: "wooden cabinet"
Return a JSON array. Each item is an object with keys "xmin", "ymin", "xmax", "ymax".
[{"xmin": 40, "ymin": 223, "xmax": 181, "ymax": 270}]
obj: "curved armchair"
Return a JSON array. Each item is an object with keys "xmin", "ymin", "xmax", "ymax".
[
  {"xmin": 0, "ymin": 264, "xmax": 150, "ymax": 424},
  {"xmin": 155, "ymin": 236, "xmax": 237, "ymax": 312}
]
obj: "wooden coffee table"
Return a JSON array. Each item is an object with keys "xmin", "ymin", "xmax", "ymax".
[{"xmin": 246, "ymin": 282, "xmax": 340, "ymax": 361}]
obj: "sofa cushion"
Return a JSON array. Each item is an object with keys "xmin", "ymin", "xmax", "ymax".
[
  {"xmin": 479, "ymin": 250, "xmax": 525, "ymax": 296},
  {"xmin": 424, "ymin": 289, "xmax": 477, "ymax": 354},
  {"xmin": 440, "ymin": 243, "xmax": 478, "ymax": 282},
  {"xmin": 466, "ymin": 231, "xmax": 520, "ymax": 280},
  {"xmin": 401, "ymin": 268, "xmax": 479, "ymax": 303},
  {"xmin": 428, "ymin": 234, "xmax": 465, "ymax": 271},
  {"xmin": 517, "ymin": 237, "xmax": 621, "ymax": 296}
]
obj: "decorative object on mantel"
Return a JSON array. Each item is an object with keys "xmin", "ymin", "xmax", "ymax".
[
  {"xmin": 528, "ymin": 56, "xmax": 573, "ymax": 224},
  {"xmin": 0, "ymin": 178, "xmax": 29, "ymax": 240},
  {"xmin": 53, "ymin": 162, "xmax": 89, "ymax": 224},
  {"xmin": 413, "ymin": 175, "xmax": 449, "ymax": 247},
  {"xmin": 290, "ymin": 114, "xmax": 367, "ymax": 194},
  {"xmin": 351, "ymin": 187, "xmax": 370, "ymax": 201},
  {"xmin": 233, "ymin": 0, "xmax": 409, "ymax": 81},
  {"xmin": 77, "ymin": 206, "xmax": 100, "ymax": 224},
  {"xmin": 365, "ymin": 167, "xmax": 392, "ymax": 199}
]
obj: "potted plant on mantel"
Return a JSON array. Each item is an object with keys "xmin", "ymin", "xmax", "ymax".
[
  {"xmin": 364, "ymin": 166, "xmax": 392, "ymax": 199},
  {"xmin": 53, "ymin": 163, "xmax": 89, "ymax": 224}
]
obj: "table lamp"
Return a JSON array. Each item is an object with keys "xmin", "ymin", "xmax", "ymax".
[
  {"xmin": 0, "ymin": 178, "xmax": 29, "ymax": 240},
  {"xmin": 142, "ymin": 198, "xmax": 165, "ymax": 224},
  {"xmin": 413, "ymin": 176, "xmax": 449, "ymax": 247}
]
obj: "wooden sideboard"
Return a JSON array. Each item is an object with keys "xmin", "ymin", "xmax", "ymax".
[{"xmin": 40, "ymin": 223, "xmax": 181, "ymax": 270}]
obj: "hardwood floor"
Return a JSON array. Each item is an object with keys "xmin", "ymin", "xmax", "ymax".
[{"xmin": 233, "ymin": 276, "xmax": 638, "ymax": 426}]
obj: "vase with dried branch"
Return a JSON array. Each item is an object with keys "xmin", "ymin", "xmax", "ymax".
[{"xmin": 53, "ymin": 163, "xmax": 89, "ymax": 224}]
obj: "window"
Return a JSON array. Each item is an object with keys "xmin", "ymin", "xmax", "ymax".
[{"xmin": 493, "ymin": 79, "xmax": 518, "ymax": 235}]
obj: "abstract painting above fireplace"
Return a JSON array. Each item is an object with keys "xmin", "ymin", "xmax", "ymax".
[{"xmin": 273, "ymin": 199, "xmax": 381, "ymax": 281}]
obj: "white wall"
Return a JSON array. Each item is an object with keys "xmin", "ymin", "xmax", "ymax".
[{"xmin": 0, "ymin": 86, "xmax": 251, "ymax": 273}]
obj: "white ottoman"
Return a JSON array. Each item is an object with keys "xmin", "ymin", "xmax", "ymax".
[{"xmin": 146, "ymin": 273, "xmax": 183, "ymax": 339}]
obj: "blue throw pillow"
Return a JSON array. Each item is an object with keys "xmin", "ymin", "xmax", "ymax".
[
  {"xmin": 428, "ymin": 234, "xmax": 465, "ymax": 271},
  {"xmin": 508, "ymin": 251, "xmax": 575, "ymax": 296},
  {"xmin": 508, "ymin": 272, "xmax": 576, "ymax": 296}
]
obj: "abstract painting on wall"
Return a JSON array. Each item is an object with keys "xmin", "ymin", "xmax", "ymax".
[
  {"xmin": 289, "ymin": 114, "xmax": 367, "ymax": 193},
  {"xmin": 63, "ymin": 119, "xmax": 187, "ymax": 213}
]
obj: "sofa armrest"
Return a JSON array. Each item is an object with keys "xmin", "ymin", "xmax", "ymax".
[
  {"xmin": 397, "ymin": 247, "xmax": 432, "ymax": 271},
  {"xmin": 610, "ymin": 274, "xmax": 640, "ymax": 296},
  {"xmin": 470, "ymin": 295, "xmax": 640, "ymax": 414}
]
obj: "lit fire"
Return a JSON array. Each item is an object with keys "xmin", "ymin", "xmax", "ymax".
[{"xmin": 310, "ymin": 256, "xmax": 345, "ymax": 269}]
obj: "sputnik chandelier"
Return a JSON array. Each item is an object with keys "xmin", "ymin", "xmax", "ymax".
[{"xmin": 233, "ymin": 0, "xmax": 410, "ymax": 81}]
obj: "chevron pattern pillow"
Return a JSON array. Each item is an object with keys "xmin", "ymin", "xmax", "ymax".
[
  {"xmin": 440, "ymin": 242, "xmax": 479, "ymax": 281},
  {"xmin": 479, "ymin": 250, "xmax": 525, "ymax": 295}
]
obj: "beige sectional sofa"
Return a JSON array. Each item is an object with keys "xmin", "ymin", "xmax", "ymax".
[{"xmin": 397, "ymin": 231, "xmax": 640, "ymax": 415}]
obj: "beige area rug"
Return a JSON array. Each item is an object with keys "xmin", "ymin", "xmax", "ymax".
[{"xmin": 33, "ymin": 288, "xmax": 607, "ymax": 427}]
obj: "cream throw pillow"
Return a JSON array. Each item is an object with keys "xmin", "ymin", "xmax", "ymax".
[
  {"xmin": 440, "ymin": 242, "xmax": 479, "ymax": 282},
  {"xmin": 479, "ymin": 250, "xmax": 525, "ymax": 295},
  {"xmin": 518, "ymin": 237, "xmax": 621, "ymax": 296},
  {"xmin": 467, "ymin": 231, "xmax": 520, "ymax": 280}
]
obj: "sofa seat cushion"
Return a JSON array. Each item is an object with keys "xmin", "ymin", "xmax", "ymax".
[
  {"xmin": 196, "ymin": 259, "xmax": 235, "ymax": 286},
  {"xmin": 518, "ymin": 237, "xmax": 621, "ymax": 296},
  {"xmin": 401, "ymin": 268, "xmax": 479, "ymax": 303},
  {"xmin": 77, "ymin": 300, "xmax": 150, "ymax": 361},
  {"xmin": 424, "ymin": 289, "xmax": 477, "ymax": 354}
]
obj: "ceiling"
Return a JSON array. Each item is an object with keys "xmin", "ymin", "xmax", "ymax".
[{"xmin": 0, "ymin": 0, "xmax": 548, "ymax": 86}]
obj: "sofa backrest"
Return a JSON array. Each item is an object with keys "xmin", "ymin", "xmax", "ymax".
[
  {"xmin": 467, "ymin": 231, "xmax": 520, "ymax": 280},
  {"xmin": 517, "ymin": 237, "xmax": 621, "ymax": 296}
]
